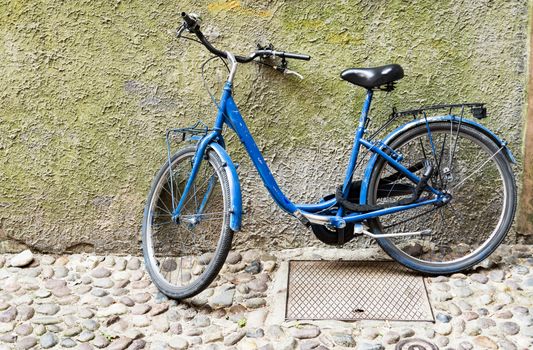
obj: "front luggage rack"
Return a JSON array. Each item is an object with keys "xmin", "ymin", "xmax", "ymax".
[{"xmin": 165, "ymin": 120, "xmax": 211, "ymax": 145}]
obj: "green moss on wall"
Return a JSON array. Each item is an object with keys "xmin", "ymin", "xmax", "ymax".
[{"xmin": 0, "ymin": 0, "xmax": 529, "ymax": 253}]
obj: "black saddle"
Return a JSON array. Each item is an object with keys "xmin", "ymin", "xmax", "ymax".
[{"xmin": 341, "ymin": 64, "xmax": 404, "ymax": 90}]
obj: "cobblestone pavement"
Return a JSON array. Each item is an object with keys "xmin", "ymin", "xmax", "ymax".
[{"xmin": 0, "ymin": 244, "xmax": 531, "ymax": 350}]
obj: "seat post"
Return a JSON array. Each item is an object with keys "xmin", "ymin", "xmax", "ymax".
[
  {"xmin": 338, "ymin": 89, "xmax": 374, "ymax": 218},
  {"xmin": 359, "ymin": 89, "xmax": 373, "ymax": 129}
]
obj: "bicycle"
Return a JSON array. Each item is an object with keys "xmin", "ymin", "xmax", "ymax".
[{"xmin": 142, "ymin": 12, "xmax": 517, "ymax": 299}]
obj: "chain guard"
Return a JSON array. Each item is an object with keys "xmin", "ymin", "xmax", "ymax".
[{"xmin": 311, "ymin": 164, "xmax": 421, "ymax": 245}]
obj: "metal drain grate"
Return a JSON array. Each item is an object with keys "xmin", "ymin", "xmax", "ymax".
[{"xmin": 286, "ymin": 260, "xmax": 434, "ymax": 321}]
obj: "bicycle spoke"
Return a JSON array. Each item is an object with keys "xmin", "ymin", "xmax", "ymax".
[
  {"xmin": 155, "ymin": 203, "xmax": 172, "ymax": 215},
  {"xmin": 181, "ymin": 211, "xmax": 228, "ymax": 220},
  {"xmin": 451, "ymin": 146, "xmax": 504, "ymax": 191},
  {"xmin": 449, "ymin": 119, "xmax": 463, "ymax": 173},
  {"xmin": 152, "ymin": 221, "xmax": 174, "ymax": 228},
  {"xmin": 382, "ymin": 205, "xmax": 437, "ymax": 229},
  {"xmin": 180, "ymin": 169, "xmax": 218, "ymax": 211},
  {"xmin": 434, "ymin": 133, "xmax": 447, "ymax": 188}
]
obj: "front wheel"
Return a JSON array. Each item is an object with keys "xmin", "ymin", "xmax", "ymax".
[
  {"xmin": 367, "ymin": 122, "xmax": 516, "ymax": 274},
  {"xmin": 142, "ymin": 146, "xmax": 233, "ymax": 299}
]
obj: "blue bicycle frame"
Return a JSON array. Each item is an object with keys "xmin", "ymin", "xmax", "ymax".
[{"xmin": 172, "ymin": 52, "xmax": 513, "ymax": 232}]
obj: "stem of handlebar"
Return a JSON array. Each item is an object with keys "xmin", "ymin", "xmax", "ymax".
[{"xmin": 226, "ymin": 52, "xmax": 238, "ymax": 83}]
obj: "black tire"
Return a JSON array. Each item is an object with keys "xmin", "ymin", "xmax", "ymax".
[
  {"xmin": 367, "ymin": 122, "xmax": 516, "ymax": 274},
  {"xmin": 142, "ymin": 146, "xmax": 233, "ymax": 299}
]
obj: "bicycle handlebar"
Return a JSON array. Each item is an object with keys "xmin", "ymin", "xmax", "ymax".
[{"xmin": 180, "ymin": 12, "xmax": 311, "ymax": 63}]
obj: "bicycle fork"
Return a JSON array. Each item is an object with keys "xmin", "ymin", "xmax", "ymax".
[{"xmin": 171, "ymin": 133, "xmax": 219, "ymax": 224}]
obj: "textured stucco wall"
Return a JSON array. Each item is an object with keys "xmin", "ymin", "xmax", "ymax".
[{"xmin": 0, "ymin": 0, "xmax": 530, "ymax": 254}]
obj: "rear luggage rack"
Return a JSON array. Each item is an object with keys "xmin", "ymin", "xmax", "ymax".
[
  {"xmin": 367, "ymin": 103, "xmax": 487, "ymax": 141},
  {"xmin": 394, "ymin": 103, "xmax": 486, "ymax": 119}
]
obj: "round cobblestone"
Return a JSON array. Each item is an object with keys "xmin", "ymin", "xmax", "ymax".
[
  {"xmin": 501, "ymin": 321, "xmax": 520, "ymax": 335},
  {"xmin": 61, "ymin": 338, "xmax": 77, "ymax": 348},
  {"xmin": 40, "ymin": 332, "xmax": 58, "ymax": 348}
]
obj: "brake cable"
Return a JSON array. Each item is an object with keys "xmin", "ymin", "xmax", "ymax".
[{"xmin": 200, "ymin": 55, "xmax": 229, "ymax": 113}]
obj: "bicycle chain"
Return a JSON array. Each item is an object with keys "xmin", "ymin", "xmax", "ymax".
[{"xmin": 382, "ymin": 204, "xmax": 439, "ymax": 230}]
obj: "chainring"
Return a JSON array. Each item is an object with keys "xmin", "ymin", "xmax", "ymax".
[
  {"xmin": 311, "ymin": 223, "xmax": 355, "ymax": 245},
  {"xmin": 310, "ymin": 193, "xmax": 356, "ymax": 245}
]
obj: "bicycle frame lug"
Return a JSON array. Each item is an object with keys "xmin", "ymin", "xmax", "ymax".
[
  {"xmin": 396, "ymin": 153, "xmax": 403, "ymax": 162},
  {"xmin": 376, "ymin": 140, "xmax": 403, "ymax": 161},
  {"xmin": 329, "ymin": 217, "xmax": 346, "ymax": 229},
  {"xmin": 440, "ymin": 193, "xmax": 452, "ymax": 205}
]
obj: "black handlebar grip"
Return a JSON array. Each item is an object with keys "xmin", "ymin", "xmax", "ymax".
[
  {"xmin": 254, "ymin": 50, "xmax": 311, "ymax": 61},
  {"xmin": 282, "ymin": 52, "xmax": 311, "ymax": 61},
  {"xmin": 181, "ymin": 12, "xmax": 199, "ymax": 31}
]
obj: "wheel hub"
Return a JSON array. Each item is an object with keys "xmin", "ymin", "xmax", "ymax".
[{"xmin": 435, "ymin": 191, "xmax": 452, "ymax": 207}]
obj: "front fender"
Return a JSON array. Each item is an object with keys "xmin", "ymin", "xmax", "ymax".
[
  {"xmin": 208, "ymin": 142, "xmax": 242, "ymax": 231},
  {"xmin": 359, "ymin": 115, "xmax": 515, "ymax": 205}
]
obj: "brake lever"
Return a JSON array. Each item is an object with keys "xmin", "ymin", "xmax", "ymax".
[
  {"xmin": 274, "ymin": 65, "xmax": 304, "ymax": 80},
  {"xmin": 176, "ymin": 24, "xmax": 185, "ymax": 38},
  {"xmin": 283, "ymin": 68, "xmax": 304, "ymax": 80}
]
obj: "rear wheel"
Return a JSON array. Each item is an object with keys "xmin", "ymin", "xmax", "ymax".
[
  {"xmin": 142, "ymin": 146, "xmax": 233, "ymax": 299},
  {"xmin": 367, "ymin": 122, "xmax": 516, "ymax": 274}
]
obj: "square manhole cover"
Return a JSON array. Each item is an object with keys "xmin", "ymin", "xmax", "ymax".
[{"xmin": 286, "ymin": 260, "xmax": 434, "ymax": 321}]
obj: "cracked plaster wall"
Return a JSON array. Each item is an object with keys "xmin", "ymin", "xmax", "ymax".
[{"xmin": 0, "ymin": 0, "xmax": 530, "ymax": 254}]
